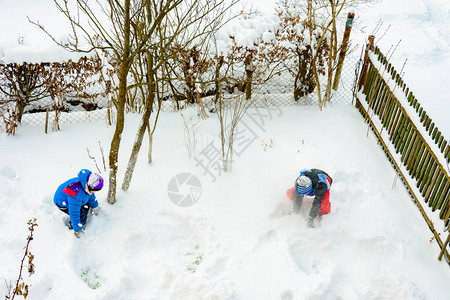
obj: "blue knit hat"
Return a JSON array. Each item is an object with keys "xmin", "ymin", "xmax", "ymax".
[{"xmin": 296, "ymin": 175, "xmax": 312, "ymax": 194}]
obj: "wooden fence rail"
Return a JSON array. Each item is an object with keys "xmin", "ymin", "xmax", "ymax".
[{"xmin": 355, "ymin": 40, "xmax": 450, "ymax": 263}]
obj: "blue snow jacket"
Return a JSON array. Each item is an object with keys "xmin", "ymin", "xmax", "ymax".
[{"xmin": 53, "ymin": 169, "xmax": 99, "ymax": 231}]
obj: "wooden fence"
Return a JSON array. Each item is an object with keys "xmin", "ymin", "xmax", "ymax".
[{"xmin": 355, "ymin": 38, "xmax": 450, "ymax": 263}]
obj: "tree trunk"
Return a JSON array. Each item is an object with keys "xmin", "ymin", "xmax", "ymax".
[
  {"xmin": 148, "ymin": 130, "xmax": 153, "ymax": 164},
  {"xmin": 122, "ymin": 53, "xmax": 155, "ymax": 191},
  {"xmin": 121, "ymin": 117, "xmax": 149, "ymax": 191},
  {"xmin": 214, "ymin": 56, "xmax": 224, "ymax": 105},
  {"xmin": 107, "ymin": 0, "xmax": 131, "ymax": 204},
  {"xmin": 294, "ymin": 48, "xmax": 315, "ymax": 100},
  {"xmin": 244, "ymin": 54, "xmax": 253, "ymax": 100},
  {"xmin": 324, "ymin": 1, "xmax": 337, "ymax": 104},
  {"xmin": 107, "ymin": 103, "xmax": 125, "ymax": 204},
  {"xmin": 324, "ymin": 40, "xmax": 334, "ymax": 104},
  {"xmin": 16, "ymin": 100, "xmax": 25, "ymax": 123}
]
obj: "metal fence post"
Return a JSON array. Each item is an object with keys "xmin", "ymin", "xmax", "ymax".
[{"xmin": 333, "ymin": 12, "xmax": 355, "ymax": 91}]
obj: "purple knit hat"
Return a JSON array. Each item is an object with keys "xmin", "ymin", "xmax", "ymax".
[{"xmin": 87, "ymin": 173, "xmax": 104, "ymax": 191}]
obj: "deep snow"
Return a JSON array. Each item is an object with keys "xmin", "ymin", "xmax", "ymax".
[
  {"xmin": 1, "ymin": 105, "xmax": 449, "ymax": 299},
  {"xmin": 1, "ymin": 0, "xmax": 449, "ymax": 299}
]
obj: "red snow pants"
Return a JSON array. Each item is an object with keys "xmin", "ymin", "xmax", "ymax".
[{"xmin": 286, "ymin": 176, "xmax": 332, "ymax": 215}]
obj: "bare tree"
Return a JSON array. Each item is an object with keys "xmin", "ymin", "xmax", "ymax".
[
  {"xmin": 4, "ymin": 219, "xmax": 37, "ymax": 300},
  {"xmin": 121, "ymin": 0, "xmax": 237, "ymax": 191},
  {"xmin": 217, "ymin": 91, "xmax": 252, "ymax": 172},
  {"xmin": 181, "ymin": 113, "xmax": 204, "ymax": 158},
  {"xmin": 305, "ymin": 0, "xmax": 331, "ymax": 109},
  {"xmin": 213, "ymin": 49, "xmax": 255, "ymax": 172},
  {"xmin": 33, "ymin": 0, "xmax": 187, "ymax": 204}
]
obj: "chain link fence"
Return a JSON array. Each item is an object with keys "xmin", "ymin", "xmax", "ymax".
[
  {"xmin": 159, "ymin": 54, "xmax": 360, "ymax": 112},
  {"xmin": 0, "ymin": 55, "xmax": 360, "ymax": 133}
]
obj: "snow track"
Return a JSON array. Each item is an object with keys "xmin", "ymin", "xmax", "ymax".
[{"xmin": 1, "ymin": 106, "xmax": 449, "ymax": 299}]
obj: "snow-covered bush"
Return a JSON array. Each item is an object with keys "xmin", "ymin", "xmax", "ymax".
[
  {"xmin": 0, "ymin": 55, "xmax": 108, "ymax": 130},
  {"xmin": 275, "ymin": 0, "xmax": 329, "ymax": 100},
  {"xmin": 161, "ymin": 5, "xmax": 332, "ymax": 109}
]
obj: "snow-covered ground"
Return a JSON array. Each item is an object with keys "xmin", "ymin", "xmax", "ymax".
[{"xmin": 1, "ymin": 105, "xmax": 449, "ymax": 299}]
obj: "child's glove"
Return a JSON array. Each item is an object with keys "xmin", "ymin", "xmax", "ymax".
[
  {"xmin": 91, "ymin": 207, "xmax": 101, "ymax": 215},
  {"xmin": 74, "ymin": 230, "xmax": 84, "ymax": 239}
]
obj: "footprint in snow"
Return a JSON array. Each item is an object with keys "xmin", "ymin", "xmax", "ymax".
[
  {"xmin": 206, "ymin": 256, "xmax": 228, "ymax": 276},
  {"xmin": 254, "ymin": 229, "xmax": 278, "ymax": 250},
  {"xmin": 288, "ymin": 234, "xmax": 327, "ymax": 274},
  {"xmin": 280, "ymin": 290, "xmax": 294, "ymax": 300},
  {"xmin": 0, "ymin": 165, "xmax": 17, "ymax": 179}
]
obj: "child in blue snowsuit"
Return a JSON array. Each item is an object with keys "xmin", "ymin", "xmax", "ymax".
[{"xmin": 54, "ymin": 169, "xmax": 103, "ymax": 238}]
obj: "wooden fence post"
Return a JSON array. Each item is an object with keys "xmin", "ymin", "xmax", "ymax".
[
  {"xmin": 438, "ymin": 231, "xmax": 450, "ymax": 261},
  {"xmin": 45, "ymin": 106, "xmax": 49, "ymax": 134},
  {"xmin": 356, "ymin": 44, "xmax": 450, "ymax": 264},
  {"xmin": 332, "ymin": 12, "xmax": 355, "ymax": 91},
  {"xmin": 357, "ymin": 35, "xmax": 375, "ymax": 91}
]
